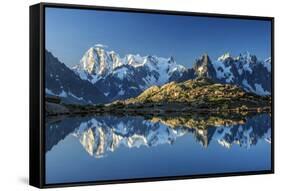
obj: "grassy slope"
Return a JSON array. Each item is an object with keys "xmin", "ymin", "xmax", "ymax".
[{"xmin": 122, "ymin": 77, "xmax": 270, "ymax": 111}]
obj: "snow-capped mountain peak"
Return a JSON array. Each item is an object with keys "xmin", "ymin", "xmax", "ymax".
[
  {"xmin": 237, "ymin": 51, "xmax": 258, "ymax": 63},
  {"xmin": 218, "ymin": 52, "xmax": 231, "ymax": 61},
  {"xmin": 73, "ymin": 45, "xmax": 124, "ymax": 83},
  {"xmin": 124, "ymin": 54, "xmax": 145, "ymax": 67},
  {"xmin": 79, "ymin": 45, "xmax": 113, "ymax": 75},
  {"xmin": 72, "ymin": 46, "xmax": 188, "ymax": 101}
]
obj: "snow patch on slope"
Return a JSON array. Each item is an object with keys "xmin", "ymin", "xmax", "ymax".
[
  {"xmin": 213, "ymin": 61, "xmax": 234, "ymax": 83},
  {"xmin": 113, "ymin": 67, "xmax": 129, "ymax": 80},
  {"xmin": 242, "ymin": 79, "xmax": 255, "ymax": 92},
  {"xmin": 45, "ymin": 88, "xmax": 87, "ymax": 102},
  {"xmin": 254, "ymin": 84, "xmax": 270, "ymax": 96},
  {"xmin": 263, "ymin": 58, "xmax": 271, "ymax": 72}
]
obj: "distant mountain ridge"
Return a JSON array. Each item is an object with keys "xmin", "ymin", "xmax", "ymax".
[
  {"xmin": 45, "ymin": 45, "xmax": 271, "ymax": 104},
  {"xmin": 72, "ymin": 45, "xmax": 271, "ymax": 102}
]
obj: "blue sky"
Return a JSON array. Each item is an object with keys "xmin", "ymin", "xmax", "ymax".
[{"xmin": 46, "ymin": 7, "xmax": 271, "ymax": 68}]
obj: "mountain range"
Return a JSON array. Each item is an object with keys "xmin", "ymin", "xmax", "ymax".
[{"xmin": 45, "ymin": 45, "xmax": 271, "ymax": 104}]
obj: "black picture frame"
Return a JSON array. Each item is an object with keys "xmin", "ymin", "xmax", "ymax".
[{"xmin": 30, "ymin": 2, "xmax": 275, "ymax": 189}]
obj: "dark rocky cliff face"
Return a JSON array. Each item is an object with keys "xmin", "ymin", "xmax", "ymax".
[{"xmin": 45, "ymin": 50, "xmax": 108, "ymax": 104}]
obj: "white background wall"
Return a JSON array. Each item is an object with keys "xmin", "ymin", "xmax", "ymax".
[{"xmin": 0, "ymin": 0, "xmax": 279, "ymax": 190}]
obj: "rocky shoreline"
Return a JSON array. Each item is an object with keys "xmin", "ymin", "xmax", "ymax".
[{"xmin": 46, "ymin": 101, "xmax": 271, "ymax": 117}]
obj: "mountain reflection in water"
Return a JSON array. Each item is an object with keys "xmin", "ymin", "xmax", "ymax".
[{"xmin": 46, "ymin": 113, "xmax": 271, "ymax": 158}]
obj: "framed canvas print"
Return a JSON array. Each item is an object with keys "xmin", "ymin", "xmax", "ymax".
[{"xmin": 29, "ymin": 2, "xmax": 274, "ymax": 188}]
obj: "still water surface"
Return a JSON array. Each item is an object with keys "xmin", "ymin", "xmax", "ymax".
[{"xmin": 45, "ymin": 113, "xmax": 271, "ymax": 184}]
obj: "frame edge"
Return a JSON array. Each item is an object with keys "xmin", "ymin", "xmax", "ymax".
[{"xmin": 29, "ymin": 3, "xmax": 44, "ymax": 188}]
